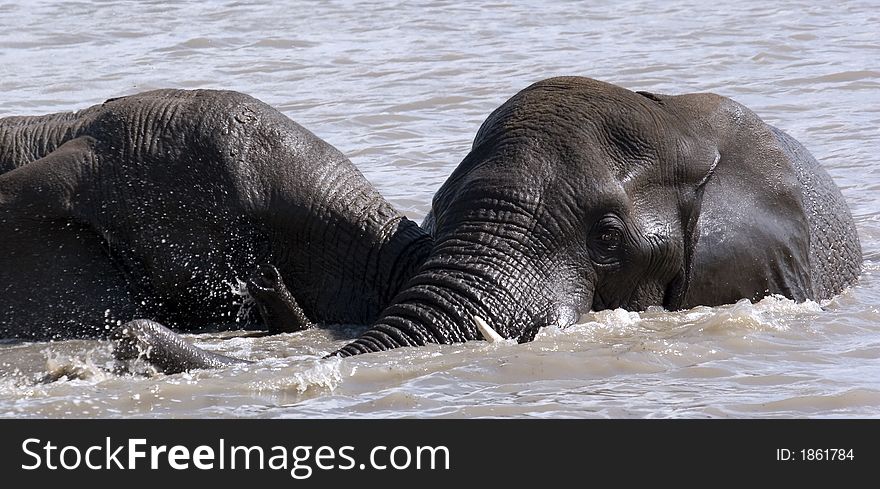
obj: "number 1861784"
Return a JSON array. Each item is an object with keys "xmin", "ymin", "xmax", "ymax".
[{"xmin": 777, "ymin": 448, "xmax": 854, "ymax": 461}]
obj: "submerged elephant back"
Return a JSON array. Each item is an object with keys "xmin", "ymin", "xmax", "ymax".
[{"xmin": 770, "ymin": 125, "xmax": 862, "ymax": 298}]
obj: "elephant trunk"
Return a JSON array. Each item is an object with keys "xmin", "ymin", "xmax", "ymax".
[
  {"xmin": 334, "ymin": 241, "xmax": 567, "ymax": 357},
  {"xmin": 334, "ymin": 275, "xmax": 484, "ymax": 357}
]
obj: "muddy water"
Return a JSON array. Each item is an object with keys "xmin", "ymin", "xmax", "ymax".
[{"xmin": 0, "ymin": 0, "xmax": 878, "ymax": 418}]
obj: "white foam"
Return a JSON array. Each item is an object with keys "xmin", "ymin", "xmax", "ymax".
[
  {"xmin": 538, "ymin": 295, "xmax": 825, "ymax": 346},
  {"xmin": 40, "ymin": 344, "xmax": 117, "ymax": 384},
  {"xmin": 248, "ymin": 356, "xmax": 348, "ymax": 395}
]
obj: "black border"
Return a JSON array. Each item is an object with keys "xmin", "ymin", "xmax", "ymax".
[{"xmin": 2, "ymin": 419, "xmax": 876, "ymax": 484}]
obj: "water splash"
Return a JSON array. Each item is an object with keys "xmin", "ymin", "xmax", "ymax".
[
  {"xmin": 39, "ymin": 343, "xmax": 118, "ymax": 384},
  {"xmin": 551, "ymin": 295, "xmax": 823, "ymax": 340},
  {"xmin": 226, "ymin": 277, "xmax": 255, "ymax": 322},
  {"xmin": 248, "ymin": 356, "xmax": 348, "ymax": 395}
]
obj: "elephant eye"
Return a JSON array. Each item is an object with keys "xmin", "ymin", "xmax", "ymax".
[
  {"xmin": 599, "ymin": 228, "xmax": 622, "ymax": 244},
  {"xmin": 590, "ymin": 215, "xmax": 625, "ymax": 261},
  {"xmin": 593, "ymin": 216, "xmax": 623, "ymax": 243}
]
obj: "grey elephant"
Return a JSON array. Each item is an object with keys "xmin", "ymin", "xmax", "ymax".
[
  {"xmin": 334, "ymin": 75, "xmax": 861, "ymax": 356},
  {"xmin": 119, "ymin": 76, "xmax": 861, "ymax": 373},
  {"xmin": 0, "ymin": 89, "xmax": 431, "ymax": 340}
]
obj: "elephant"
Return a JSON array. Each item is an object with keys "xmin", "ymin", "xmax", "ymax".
[
  {"xmin": 0, "ymin": 89, "xmax": 432, "ymax": 340},
  {"xmin": 115, "ymin": 76, "xmax": 862, "ymax": 374},
  {"xmin": 334, "ymin": 76, "xmax": 861, "ymax": 356}
]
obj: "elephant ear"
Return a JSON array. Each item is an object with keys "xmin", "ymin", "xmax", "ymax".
[{"xmin": 669, "ymin": 93, "xmax": 814, "ymax": 307}]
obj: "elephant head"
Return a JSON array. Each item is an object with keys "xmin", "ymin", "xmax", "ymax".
[{"xmin": 335, "ymin": 76, "xmax": 860, "ymax": 355}]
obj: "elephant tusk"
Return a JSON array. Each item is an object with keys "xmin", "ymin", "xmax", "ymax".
[{"xmin": 472, "ymin": 315, "xmax": 505, "ymax": 343}]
